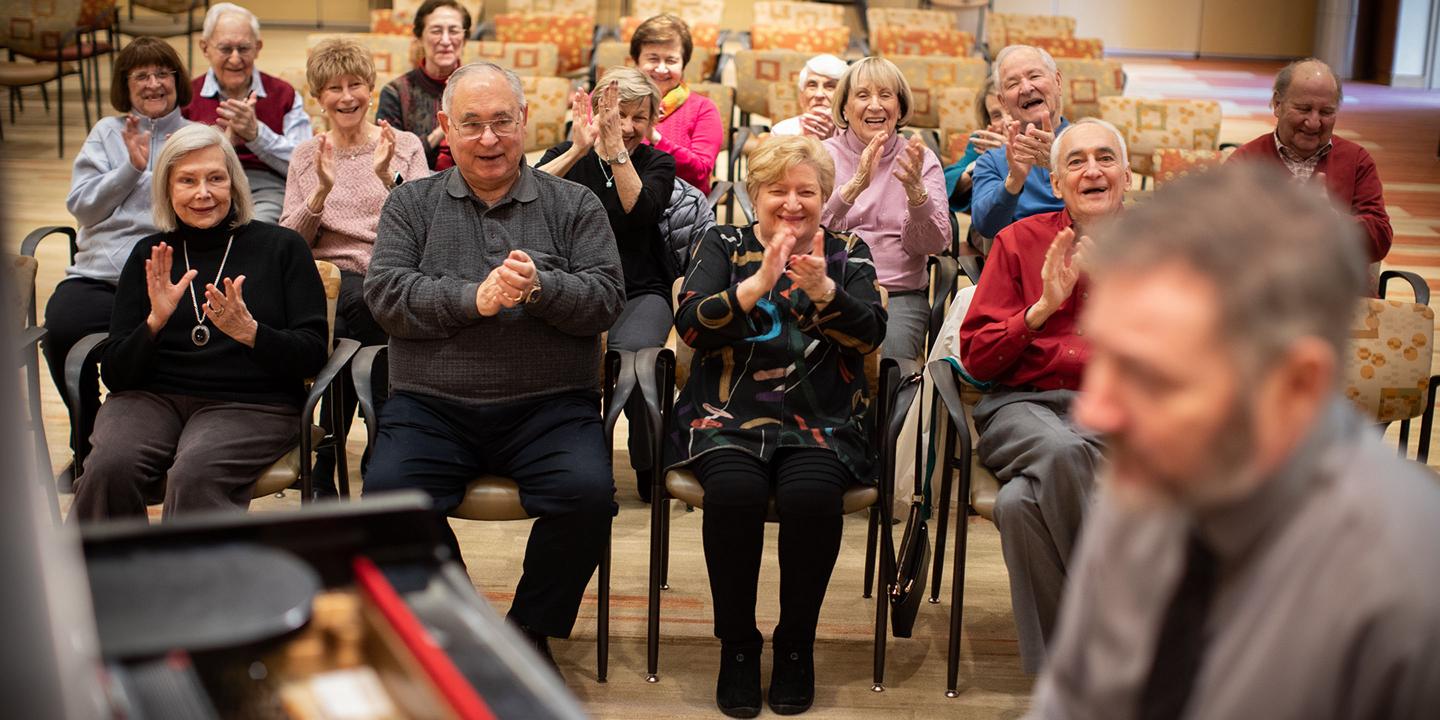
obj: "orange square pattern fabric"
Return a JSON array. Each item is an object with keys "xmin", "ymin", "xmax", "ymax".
[
  {"xmin": 873, "ymin": 27, "xmax": 974, "ymax": 58},
  {"xmin": 767, "ymin": 83, "xmax": 799, "ymax": 122},
  {"xmin": 986, "ymin": 12, "xmax": 1074, "ymax": 51},
  {"xmin": 495, "ymin": 12, "xmax": 594, "ymax": 73},
  {"xmin": 1099, "ymin": 97, "xmax": 1222, "ymax": 176},
  {"xmin": 886, "ymin": 55, "xmax": 988, "ymax": 128},
  {"xmin": 1151, "ymin": 147, "xmax": 1233, "ymax": 188},
  {"xmin": 631, "ymin": 0, "xmax": 725, "ymax": 25},
  {"xmin": 461, "ymin": 41, "xmax": 561, "ymax": 77},
  {"xmin": 1054, "ymin": 58, "xmax": 1125, "ymax": 120},
  {"xmin": 520, "ymin": 75, "xmax": 571, "ymax": 151},
  {"xmin": 1011, "ymin": 35, "xmax": 1103, "ymax": 59},
  {"xmin": 750, "ymin": 25, "xmax": 849, "ymax": 54},
  {"xmin": 753, "ymin": 1, "xmax": 845, "ymax": 28},
  {"xmin": 734, "ymin": 49, "xmax": 812, "ymax": 116}
]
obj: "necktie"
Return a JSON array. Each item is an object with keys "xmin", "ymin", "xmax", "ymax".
[{"xmin": 1138, "ymin": 533, "xmax": 1219, "ymax": 720}]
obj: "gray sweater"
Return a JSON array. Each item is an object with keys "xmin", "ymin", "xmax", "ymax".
[{"xmin": 365, "ymin": 164, "xmax": 625, "ymax": 406}]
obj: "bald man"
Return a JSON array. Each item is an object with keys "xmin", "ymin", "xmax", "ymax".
[{"xmin": 1229, "ymin": 58, "xmax": 1392, "ymax": 264}]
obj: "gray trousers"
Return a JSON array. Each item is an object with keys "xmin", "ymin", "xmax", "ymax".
[
  {"xmin": 246, "ymin": 166, "xmax": 287, "ymax": 224},
  {"xmin": 70, "ymin": 391, "xmax": 300, "ymax": 522},
  {"xmin": 973, "ymin": 388, "xmax": 1101, "ymax": 674},
  {"xmin": 606, "ymin": 292, "xmax": 674, "ymax": 470},
  {"xmin": 881, "ymin": 289, "xmax": 929, "ymax": 363}
]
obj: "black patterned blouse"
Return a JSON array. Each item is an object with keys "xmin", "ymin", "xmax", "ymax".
[{"xmin": 668, "ymin": 224, "xmax": 888, "ymax": 484}]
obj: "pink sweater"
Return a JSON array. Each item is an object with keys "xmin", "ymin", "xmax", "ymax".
[
  {"xmin": 280, "ymin": 131, "xmax": 430, "ymax": 274},
  {"xmin": 822, "ymin": 130, "xmax": 949, "ymax": 292},
  {"xmin": 652, "ymin": 91, "xmax": 722, "ymax": 194}
]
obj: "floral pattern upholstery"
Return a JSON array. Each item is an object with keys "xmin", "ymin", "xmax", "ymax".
[
  {"xmin": 370, "ymin": 0, "xmax": 484, "ymax": 35},
  {"xmin": 618, "ymin": 19, "xmax": 721, "ymax": 78},
  {"xmin": 1013, "ymin": 35, "xmax": 1103, "ymax": 59},
  {"xmin": 753, "ymin": 1, "xmax": 845, "ymax": 28},
  {"xmin": 868, "ymin": 8, "xmax": 974, "ymax": 58},
  {"xmin": 1346, "ymin": 298, "xmax": 1435, "ymax": 424},
  {"xmin": 735, "ymin": 48, "xmax": 812, "ymax": 116},
  {"xmin": 508, "ymin": 0, "xmax": 594, "ymax": 13},
  {"xmin": 1151, "ymin": 147, "xmax": 1234, "ymax": 188},
  {"xmin": 1099, "ymin": 97, "xmax": 1222, "ymax": 176},
  {"xmin": 885, "ymin": 55, "xmax": 988, "ymax": 128},
  {"xmin": 1054, "ymin": 58, "xmax": 1125, "ymax": 120},
  {"xmin": 985, "ymin": 12, "xmax": 1074, "ymax": 51},
  {"xmin": 937, "ymin": 86, "xmax": 980, "ymax": 165},
  {"xmin": 520, "ymin": 75, "xmax": 570, "ymax": 151},
  {"xmin": 495, "ymin": 12, "xmax": 594, "ymax": 73},
  {"xmin": 461, "ymin": 40, "xmax": 560, "ymax": 77},
  {"xmin": 750, "ymin": 25, "xmax": 849, "ymax": 54},
  {"xmin": 767, "ymin": 83, "xmax": 799, "ymax": 122},
  {"xmin": 593, "ymin": 41, "xmax": 715, "ymax": 84},
  {"xmin": 632, "ymin": 0, "xmax": 725, "ymax": 25},
  {"xmin": 0, "ymin": 0, "xmax": 85, "ymax": 55}
]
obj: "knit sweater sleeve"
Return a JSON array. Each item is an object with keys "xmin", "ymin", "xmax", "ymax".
[
  {"xmin": 1349, "ymin": 149, "xmax": 1393, "ymax": 262},
  {"xmin": 67, "ymin": 120, "xmax": 146, "ymax": 228},
  {"xmin": 656, "ymin": 96, "xmax": 722, "ymax": 188},
  {"xmin": 970, "ymin": 148, "xmax": 1018, "ymax": 238},
  {"xmin": 899, "ymin": 148, "xmax": 952, "ymax": 257},
  {"xmin": 100, "ymin": 236, "xmax": 163, "ymax": 391},
  {"xmin": 523, "ymin": 188, "xmax": 626, "ymax": 336},
  {"xmin": 394, "ymin": 131, "xmax": 431, "ymax": 183},
  {"xmin": 246, "ymin": 229, "xmax": 329, "ymax": 380},
  {"xmin": 279, "ymin": 137, "xmax": 323, "ymax": 243}
]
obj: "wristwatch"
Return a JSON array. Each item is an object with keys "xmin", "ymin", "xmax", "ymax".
[
  {"xmin": 816, "ymin": 281, "xmax": 837, "ymax": 304},
  {"xmin": 608, "ymin": 149, "xmax": 629, "ymax": 165},
  {"xmin": 523, "ymin": 274, "xmax": 542, "ymax": 304}
]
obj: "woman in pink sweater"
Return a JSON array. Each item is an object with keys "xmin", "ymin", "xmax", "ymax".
[
  {"xmin": 630, "ymin": 14, "xmax": 723, "ymax": 194},
  {"xmin": 280, "ymin": 38, "xmax": 429, "ymax": 496}
]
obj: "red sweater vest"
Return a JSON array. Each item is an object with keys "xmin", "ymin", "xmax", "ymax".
[{"xmin": 183, "ymin": 71, "xmax": 297, "ymax": 176}]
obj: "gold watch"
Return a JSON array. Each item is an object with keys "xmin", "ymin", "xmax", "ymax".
[{"xmin": 523, "ymin": 274, "xmax": 542, "ymax": 304}]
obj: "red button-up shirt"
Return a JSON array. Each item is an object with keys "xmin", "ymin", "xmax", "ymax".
[{"xmin": 960, "ymin": 209, "xmax": 1088, "ymax": 390}]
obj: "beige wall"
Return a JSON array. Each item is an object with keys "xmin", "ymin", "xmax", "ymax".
[{"xmin": 1198, "ymin": 0, "xmax": 1315, "ymax": 56}]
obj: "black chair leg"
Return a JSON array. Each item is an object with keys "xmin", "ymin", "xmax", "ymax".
[
  {"xmin": 645, "ymin": 467, "xmax": 667, "ymax": 682},
  {"xmin": 930, "ymin": 457, "xmax": 954, "ymax": 604},
  {"xmin": 56, "ymin": 72, "xmax": 64, "ymax": 157},
  {"xmin": 945, "ymin": 428, "xmax": 972, "ymax": 698},
  {"xmin": 597, "ymin": 528, "xmax": 610, "ymax": 683},
  {"xmin": 862, "ymin": 505, "xmax": 878, "ymax": 598},
  {"xmin": 659, "ymin": 497, "xmax": 671, "ymax": 589}
]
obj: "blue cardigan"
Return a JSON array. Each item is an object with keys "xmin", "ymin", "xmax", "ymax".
[{"xmin": 969, "ymin": 117, "xmax": 1070, "ymax": 238}]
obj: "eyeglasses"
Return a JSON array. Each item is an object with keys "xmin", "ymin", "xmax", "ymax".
[
  {"xmin": 213, "ymin": 44, "xmax": 256, "ymax": 58},
  {"xmin": 129, "ymin": 70, "xmax": 177, "ymax": 84},
  {"xmin": 453, "ymin": 118, "xmax": 520, "ymax": 140}
]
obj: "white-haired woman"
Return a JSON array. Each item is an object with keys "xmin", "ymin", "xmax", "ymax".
[
  {"xmin": 771, "ymin": 53, "xmax": 846, "ymax": 139},
  {"xmin": 70, "ymin": 124, "xmax": 329, "ymax": 522}
]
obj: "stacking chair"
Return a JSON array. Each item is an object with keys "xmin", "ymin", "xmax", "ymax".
[
  {"xmin": 1150, "ymin": 147, "xmax": 1234, "ymax": 188},
  {"xmin": 462, "ymin": 40, "xmax": 562, "ymax": 77},
  {"xmin": 9, "ymin": 0, "xmax": 116, "ymax": 133},
  {"xmin": 1347, "ymin": 270, "xmax": 1440, "ymax": 462},
  {"xmin": 883, "ymin": 55, "xmax": 988, "ymax": 131},
  {"xmin": 983, "ymin": 12, "xmax": 1074, "ymax": 57},
  {"xmin": 21, "ymin": 226, "xmax": 79, "ymax": 490},
  {"xmin": 370, "ymin": 0, "xmax": 484, "ymax": 36},
  {"xmin": 63, "ymin": 260, "xmax": 360, "ymax": 505},
  {"xmin": 10, "ymin": 251, "xmax": 60, "ymax": 520},
  {"xmin": 0, "ymin": 0, "xmax": 89, "ymax": 156},
  {"xmin": 487, "ymin": 0, "xmax": 601, "ymax": 78},
  {"xmin": 728, "ymin": 48, "xmax": 811, "ymax": 187},
  {"xmin": 591, "ymin": 40, "xmax": 715, "ymax": 85},
  {"xmin": 1100, "ymin": 97, "xmax": 1222, "ymax": 187},
  {"xmin": 868, "ymin": 8, "xmax": 976, "ymax": 59},
  {"xmin": 519, "ymin": 75, "xmax": 571, "ymax": 152},
  {"xmin": 352, "ymin": 345, "xmax": 637, "ymax": 683},
  {"xmin": 931, "ymin": 86, "xmax": 979, "ymax": 166},
  {"xmin": 749, "ymin": 1, "xmax": 849, "ymax": 55},
  {"xmin": 116, "ymin": 0, "xmax": 205, "ymax": 71},
  {"xmin": 619, "ymin": 0, "xmax": 725, "ymax": 81},
  {"xmin": 1052, "ymin": 57, "xmax": 1125, "ymax": 121},
  {"xmin": 1026, "ymin": 35, "xmax": 1104, "ymax": 59}
]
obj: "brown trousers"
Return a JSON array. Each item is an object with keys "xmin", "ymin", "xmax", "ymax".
[{"xmin": 69, "ymin": 391, "xmax": 300, "ymax": 522}]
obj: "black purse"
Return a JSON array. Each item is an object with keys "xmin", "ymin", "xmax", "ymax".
[{"xmin": 888, "ymin": 375, "xmax": 931, "ymax": 638}]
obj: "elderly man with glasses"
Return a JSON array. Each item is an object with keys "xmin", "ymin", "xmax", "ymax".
[
  {"xmin": 362, "ymin": 62, "xmax": 625, "ymax": 670},
  {"xmin": 183, "ymin": 2, "xmax": 312, "ymax": 222}
]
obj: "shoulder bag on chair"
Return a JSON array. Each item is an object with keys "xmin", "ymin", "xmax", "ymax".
[{"xmin": 889, "ymin": 374, "xmax": 930, "ymax": 638}]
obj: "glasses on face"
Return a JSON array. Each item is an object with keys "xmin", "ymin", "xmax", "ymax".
[
  {"xmin": 130, "ymin": 70, "xmax": 177, "ymax": 84},
  {"xmin": 214, "ymin": 44, "xmax": 256, "ymax": 58},
  {"xmin": 453, "ymin": 118, "xmax": 520, "ymax": 140}
]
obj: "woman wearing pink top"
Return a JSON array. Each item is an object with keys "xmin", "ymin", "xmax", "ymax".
[
  {"xmin": 631, "ymin": 14, "xmax": 723, "ymax": 194},
  {"xmin": 281, "ymin": 38, "xmax": 430, "ymax": 496},
  {"xmin": 822, "ymin": 57, "xmax": 949, "ymax": 363}
]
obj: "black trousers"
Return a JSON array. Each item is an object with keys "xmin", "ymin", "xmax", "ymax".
[
  {"xmin": 312, "ymin": 270, "xmax": 388, "ymax": 494},
  {"xmin": 363, "ymin": 390, "xmax": 617, "ymax": 638},
  {"xmin": 41, "ymin": 276, "xmax": 116, "ymax": 455},
  {"xmin": 692, "ymin": 447, "xmax": 848, "ymax": 649}
]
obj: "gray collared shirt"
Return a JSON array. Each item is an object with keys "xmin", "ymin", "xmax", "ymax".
[
  {"xmin": 365, "ymin": 163, "xmax": 624, "ymax": 406},
  {"xmin": 1027, "ymin": 398, "xmax": 1440, "ymax": 720}
]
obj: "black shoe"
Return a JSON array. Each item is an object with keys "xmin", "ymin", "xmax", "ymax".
[
  {"xmin": 768, "ymin": 644, "xmax": 815, "ymax": 715},
  {"xmin": 716, "ymin": 642, "xmax": 762, "ymax": 719},
  {"xmin": 518, "ymin": 625, "xmax": 559, "ymax": 673},
  {"xmin": 636, "ymin": 467, "xmax": 653, "ymax": 503}
]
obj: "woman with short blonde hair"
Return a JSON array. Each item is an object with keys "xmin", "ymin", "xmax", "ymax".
[
  {"xmin": 670, "ymin": 133, "xmax": 885, "ymax": 717},
  {"xmin": 71, "ymin": 124, "xmax": 330, "ymax": 521}
]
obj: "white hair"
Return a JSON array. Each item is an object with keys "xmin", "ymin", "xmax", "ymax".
[
  {"xmin": 203, "ymin": 3, "xmax": 261, "ymax": 41},
  {"xmin": 151, "ymin": 124, "xmax": 253, "ymax": 232},
  {"xmin": 1049, "ymin": 117, "xmax": 1129, "ymax": 172},
  {"xmin": 797, "ymin": 54, "xmax": 847, "ymax": 91},
  {"xmin": 991, "ymin": 44, "xmax": 1058, "ymax": 89},
  {"xmin": 441, "ymin": 62, "xmax": 527, "ymax": 117}
]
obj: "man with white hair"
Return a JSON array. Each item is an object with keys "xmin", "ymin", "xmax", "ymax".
[
  {"xmin": 959, "ymin": 118, "xmax": 1130, "ymax": 673},
  {"xmin": 970, "ymin": 44, "xmax": 1070, "ymax": 239},
  {"xmin": 183, "ymin": 2, "xmax": 312, "ymax": 222},
  {"xmin": 363, "ymin": 62, "xmax": 624, "ymax": 668},
  {"xmin": 770, "ymin": 53, "xmax": 847, "ymax": 139}
]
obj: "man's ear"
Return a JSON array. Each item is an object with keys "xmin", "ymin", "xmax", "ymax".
[
  {"xmin": 437, "ymin": 110, "xmax": 450, "ymax": 135},
  {"xmin": 254, "ymin": 38, "xmax": 264, "ymax": 55},
  {"xmin": 1264, "ymin": 336, "xmax": 1337, "ymax": 441}
]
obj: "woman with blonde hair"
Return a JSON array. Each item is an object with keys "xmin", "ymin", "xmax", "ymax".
[
  {"xmin": 671, "ymin": 135, "xmax": 885, "ymax": 717},
  {"xmin": 281, "ymin": 37, "xmax": 429, "ymax": 496},
  {"xmin": 71, "ymin": 124, "xmax": 328, "ymax": 521}
]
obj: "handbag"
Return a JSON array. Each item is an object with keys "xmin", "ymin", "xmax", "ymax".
[{"xmin": 888, "ymin": 373, "xmax": 931, "ymax": 638}]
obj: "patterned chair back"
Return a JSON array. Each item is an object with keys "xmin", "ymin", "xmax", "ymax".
[
  {"xmin": 1346, "ymin": 298, "xmax": 1435, "ymax": 424},
  {"xmin": 619, "ymin": 16, "xmax": 722, "ymax": 78},
  {"xmin": 1099, "ymin": 97, "xmax": 1222, "ymax": 177},
  {"xmin": 508, "ymin": 0, "xmax": 595, "ymax": 13},
  {"xmin": 754, "ymin": 1, "xmax": 845, "ymax": 27},
  {"xmin": 690, "ymin": 81, "xmax": 734, "ymax": 146},
  {"xmin": 868, "ymin": 8, "xmax": 974, "ymax": 58},
  {"xmin": 767, "ymin": 83, "xmax": 800, "ymax": 123},
  {"xmin": 985, "ymin": 12, "xmax": 1074, "ymax": 52},
  {"xmin": 751, "ymin": 1, "xmax": 847, "ymax": 53},
  {"xmin": 370, "ymin": 0, "xmax": 484, "ymax": 35},
  {"xmin": 1016, "ymin": 35, "xmax": 1104, "ymax": 59},
  {"xmin": 593, "ymin": 40, "xmax": 716, "ymax": 85},
  {"xmin": 305, "ymin": 32, "xmax": 417, "ymax": 78},
  {"xmin": 314, "ymin": 260, "xmax": 341, "ymax": 349},
  {"xmin": 462, "ymin": 40, "xmax": 561, "ymax": 77},
  {"xmin": 8, "ymin": 254, "xmax": 37, "ymax": 335},
  {"xmin": 520, "ymin": 75, "xmax": 571, "ymax": 151},
  {"xmin": 885, "ymin": 55, "xmax": 988, "ymax": 129},
  {"xmin": 631, "ymin": 0, "xmax": 725, "ymax": 26},
  {"xmin": 1053, "ymin": 57, "xmax": 1125, "ymax": 120},
  {"xmin": 735, "ymin": 48, "xmax": 812, "ymax": 117},
  {"xmin": 936, "ymin": 86, "xmax": 980, "ymax": 165},
  {"xmin": 0, "ymin": 0, "xmax": 85, "ymax": 55},
  {"xmin": 494, "ymin": 12, "xmax": 595, "ymax": 74},
  {"xmin": 1150, "ymin": 147, "xmax": 1234, "ymax": 188}
]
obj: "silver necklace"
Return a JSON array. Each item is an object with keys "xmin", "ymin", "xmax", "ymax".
[
  {"xmin": 182, "ymin": 235, "xmax": 234, "ymax": 347},
  {"xmin": 597, "ymin": 154, "xmax": 614, "ymax": 188}
]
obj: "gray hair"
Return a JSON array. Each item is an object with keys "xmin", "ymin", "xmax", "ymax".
[
  {"xmin": 1087, "ymin": 162, "xmax": 1365, "ymax": 382},
  {"xmin": 203, "ymin": 2, "xmax": 261, "ymax": 41},
  {"xmin": 1272, "ymin": 57, "xmax": 1343, "ymax": 108},
  {"xmin": 991, "ymin": 44, "xmax": 1058, "ymax": 90},
  {"xmin": 797, "ymin": 53, "xmax": 847, "ymax": 91},
  {"xmin": 441, "ymin": 61, "xmax": 526, "ymax": 118},
  {"xmin": 594, "ymin": 66, "xmax": 661, "ymax": 118},
  {"xmin": 1050, "ymin": 117, "xmax": 1128, "ymax": 172},
  {"xmin": 151, "ymin": 124, "xmax": 254, "ymax": 232}
]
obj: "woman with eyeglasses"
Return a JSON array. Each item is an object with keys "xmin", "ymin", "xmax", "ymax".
[
  {"xmin": 46, "ymin": 36, "xmax": 194, "ymax": 460},
  {"xmin": 280, "ymin": 38, "xmax": 429, "ymax": 497},
  {"xmin": 377, "ymin": 0, "xmax": 471, "ymax": 169}
]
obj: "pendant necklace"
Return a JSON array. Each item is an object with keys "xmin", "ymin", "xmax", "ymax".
[
  {"xmin": 182, "ymin": 234, "xmax": 234, "ymax": 347},
  {"xmin": 597, "ymin": 154, "xmax": 615, "ymax": 188}
]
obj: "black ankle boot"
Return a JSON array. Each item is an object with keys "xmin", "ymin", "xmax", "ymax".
[
  {"xmin": 768, "ymin": 644, "xmax": 815, "ymax": 715},
  {"xmin": 716, "ymin": 642, "xmax": 762, "ymax": 718},
  {"xmin": 518, "ymin": 625, "xmax": 559, "ymax": 673}
]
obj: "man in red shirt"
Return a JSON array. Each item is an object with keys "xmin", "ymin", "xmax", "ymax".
[
  {"xmin": 959, "ymin": 118, "xmax": 1129, "ymax": 674},
  {"xmin": 1229, "ymin": 59, "xmax": 1392, "ymax": 265}
]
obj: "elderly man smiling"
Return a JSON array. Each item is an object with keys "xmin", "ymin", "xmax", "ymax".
[
  {"xmin": 1230, "ymin": 58, "xmax": 1392, "ymax": 265},
  {"xmin": 362, "ymin": 62, "xmax": 624, "ymax": 670},
  {"xmin": 959, "ymin": 118, "xmax": 1130, "ymax": 674},
  {"xmin": 183, "ymin": 2, "xmax": 312, "ymax": 222}
]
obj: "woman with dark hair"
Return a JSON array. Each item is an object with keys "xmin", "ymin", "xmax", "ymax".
[
  {"xmin": 630, "ymin": 13, "xmax": 722, "ymax": 193},
  {"xmin": 376, "ymin": 0, "xmax": 472, "ymax": 168},
  {"xmin": 46, "ymin": 36, "xmax": 193, "ymax": 455}
]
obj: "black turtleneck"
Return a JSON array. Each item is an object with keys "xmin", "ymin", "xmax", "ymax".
[{"xmin": 102, "ymin": 212, "xmax": 329, "ymax": 406}]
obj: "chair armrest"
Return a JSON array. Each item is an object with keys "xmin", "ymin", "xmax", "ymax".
[
  {"xmin": 706, "ymin": 180, "xmax": 732, "ymax": 211},
  {"xmin": 734, "ymin": 183, "xmax": 756, "ymax": 225},
  {"xmin": 21, "ymin": 225, "xmax": 77, "ymax": 261},
  {"xmin": 635, "ymin": 346, "xmax": 676, "ymax": 502},
  {"xmin": 603, "ymin": 348, "xmax": 637, "ymax": 442},
  {"xmin": 303, "ymin": 338, "xmax": 361, "ymax": 425},
  {"xmin": 927, "ymin": 255, "xmax": 960, "ymax": 349},
  {"xmin": 927, "ymin": 358, "xmax": 974, "ymax": 466},
  {"xmin": 64, "ymin": 332, "xmax": 110, "ymax": 474},
  {"xmin": 19, "ymin": 326, "xmax": 46, "ymax": 353},
  {"xmin": 729, "ymin": 125, "xmax": 768, "ymax": 182},
  {"xmin": 921, "ymin": 129, "xmax": 942, "ymax": 159},
  {"xmin": 956, "ymin": 255, "xmax": 983, "ymax": 286},
  {"xmin": 1380, "ymin": 270, "xmax": 1431, "ymax": 305},
  {"xmin": 351, "ymin": 343, "xmax": 388, "ymax": 449}
]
